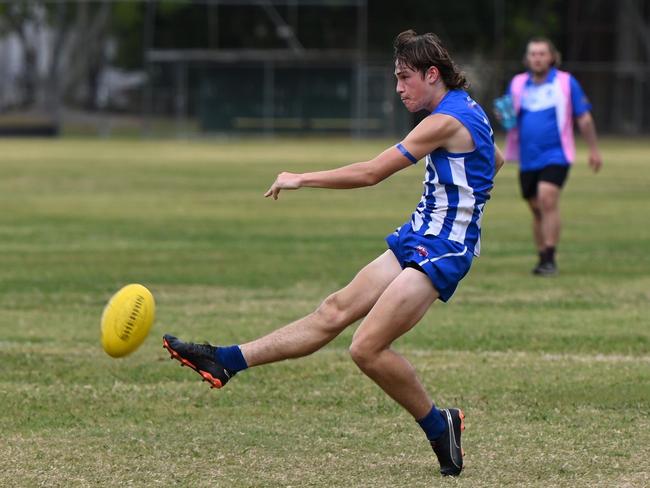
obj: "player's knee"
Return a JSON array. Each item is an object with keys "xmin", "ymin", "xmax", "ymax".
[
  {"xmin": 349, "ymin": 335, "xmax": 379, "ymax": 369},
  {"xmin": 538, "ymin": 193, "xmax": 558, "ymax": 212},
  {"xmin": 349, "ymin": 341, "xmax": 370, "ymax": 368},
  {"xmin": 315, "ymin": 292, "xmax": 349, "ymax": 331},
  {"xmin": 528, "ymin": 200, "xmax": 542, "ymax": 220}
]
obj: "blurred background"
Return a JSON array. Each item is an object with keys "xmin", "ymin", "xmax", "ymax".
[{"xmin": 0, "ymin": 0, "xmax": 648, "ymax": 138}]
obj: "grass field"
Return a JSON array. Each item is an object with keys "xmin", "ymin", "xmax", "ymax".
[{"xmin": 1, "ymin": 137, "xmax": 649, "ymax": 487}]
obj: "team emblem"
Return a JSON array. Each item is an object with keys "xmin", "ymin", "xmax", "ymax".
[{"xmin": 416, "ymin": 245, "xmax": 429, "ymax": 257}]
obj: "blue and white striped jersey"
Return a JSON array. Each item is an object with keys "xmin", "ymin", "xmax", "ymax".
[{"xmin": 409, "ymin": 90, "xmax": 495, "ymax": 256}]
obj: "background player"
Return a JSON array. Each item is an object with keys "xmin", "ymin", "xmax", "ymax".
[
  {"xmin": 503, "ymin": 37, "xmax": 603, "ymax": 275},
  {"xmin": 164, "ymin": 30, "xmax": 505, "ymax": 477}
]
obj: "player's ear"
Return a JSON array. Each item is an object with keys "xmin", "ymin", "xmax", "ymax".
[
  {"xmin": 425, "ymin": 66, "xmax": 439, "ymax": 84},
  {"xmin": 552, "ymin": 49, "xmax": 561, "ymax": 67}
]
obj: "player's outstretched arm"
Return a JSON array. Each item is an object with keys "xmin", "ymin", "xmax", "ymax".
[
  {"xmin": 263, "ymin": 149, "xmax": 411, "ymax": 200},
  {"xmin": 264, "ymin": 115, "xmax": 461, "ymax": 200}
]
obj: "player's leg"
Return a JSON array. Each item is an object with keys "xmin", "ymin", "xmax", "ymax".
[
  {"xmin": 349, "ymin": 267, "xmax": 464, "ymax": 476},
  {"xmin": 537, "ymin": 181, "xmax": 562, "ymax": 249},
  {"xmin": 535, "ymin": 165, "xmax": 569, "ymax": 275},
  {"xmin": 241, "ymin": 250, "xmax": 402, "ymax": 366},
  {"xmin": 520, "ymin": 170, "xmax": 545, "ymax": 269},
  {"xmin": 349, "ymin": 267, "xmax": 437, "ymax": 418},
  {"xmin": 526, "ymin": 197, "xmax": 544, "ymax": 252},
  {"xmin": 163, "ymin": 250, "xmax": 402, "ymax": 387},
  {"xmin": 534, "ymin": 181, "xmax": 561, "ymax": 275}
]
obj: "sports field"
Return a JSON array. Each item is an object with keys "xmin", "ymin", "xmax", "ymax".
[{"xmin": 1, "ymin": 137, "xmax": 648, "ymax": 487}]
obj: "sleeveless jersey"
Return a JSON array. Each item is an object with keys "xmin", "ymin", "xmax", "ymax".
[{"xmin": 409, "ymin": 90, "xmax": 495, "ymax": 257}]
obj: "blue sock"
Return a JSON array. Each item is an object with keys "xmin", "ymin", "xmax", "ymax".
[
  {"xmin": 215, "ymin": 345, "xmax": 248, "ymax": 373},
  {"xmin": 417, "ymin": 405, "xmax": 447, "ymax": 441}
]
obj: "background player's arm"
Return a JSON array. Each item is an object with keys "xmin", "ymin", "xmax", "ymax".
[
  {"xmin": 265, "ymin": 114, "xmax": 460, "ymax": 200},
  {"xmin": 576, "ymin": 112, "xmax": 603, "ymax": 173}
]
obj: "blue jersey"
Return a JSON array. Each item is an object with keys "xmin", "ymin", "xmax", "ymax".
[
  {"xmin": 509, "ymin": 68, "xmax": 591, "ymax": 171},
  {"xmin": 409, "ymin": 90, "xmax": 495, "ymax": 257}
]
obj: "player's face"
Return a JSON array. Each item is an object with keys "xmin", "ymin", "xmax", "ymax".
[
  {"xmin": 395, "ymin": 62, "xmax": 432, "ymax": 112},
  {"xmin": 526, "ymin": 42, "xmax": 554, "ymax": 75}
]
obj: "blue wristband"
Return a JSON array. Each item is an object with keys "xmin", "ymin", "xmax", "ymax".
[{"xmin": 396, "ymin": 143, "xmax": 418, "ymax": 164}]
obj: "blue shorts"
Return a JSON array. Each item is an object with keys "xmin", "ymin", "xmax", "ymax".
[{"xmin": 385, "ymin": 223, "xmax": 473, "ymax": 302}]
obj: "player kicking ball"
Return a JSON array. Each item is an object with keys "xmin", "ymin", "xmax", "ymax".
[{"xmin": 164, "ymin": 30, "xmax": 504, "ymax": 477}]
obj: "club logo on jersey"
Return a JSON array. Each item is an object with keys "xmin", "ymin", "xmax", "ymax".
[{"xmin": 416, "ymin": 245, "xmax": 429, "ymax": 257}]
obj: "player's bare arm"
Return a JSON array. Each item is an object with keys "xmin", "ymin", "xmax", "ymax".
[
  {"xmin": 399, "ymin": 112, "xmax": 473, "ymax": 156},
  {"xmin": 576, "ymin": 112, "xmax": 603, "ymax": 172},
  {"xmin": 494, "ymin": 144, "xmax": 505, "ymax": 173},
  {"xmin": 263, "ymin": 150, "xmax": 411, "ymax": 200},
  {"xmin": 264, "ymin": 114, "xmax": 466, "ymax": 200}
]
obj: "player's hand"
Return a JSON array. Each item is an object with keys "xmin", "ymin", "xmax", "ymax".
[
  {"xmin": 588, "ymin": 151, "xmax": 603, "ymax": 173},
  {"xmin": 264, "ymin": 172, "xmax": 302, "ymax": 200}
]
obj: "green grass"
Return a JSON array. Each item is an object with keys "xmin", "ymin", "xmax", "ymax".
[{"xmin": 0, "ymin": 137, "xmax": 649, "ymax": 487}]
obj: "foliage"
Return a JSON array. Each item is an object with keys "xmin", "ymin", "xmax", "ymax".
[{"xmin": 0, "ymin": 1, "xmax": 187, "ymax": 109}]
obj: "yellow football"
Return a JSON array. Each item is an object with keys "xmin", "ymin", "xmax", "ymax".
[{"xmin": 101, "ymin": 284, "xmax": 155, "ymax": 358}]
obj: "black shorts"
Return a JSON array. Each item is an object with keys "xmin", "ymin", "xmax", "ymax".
[{"xmin": 519, "ymin": 164, "xmax": 570, "ymax": 199}]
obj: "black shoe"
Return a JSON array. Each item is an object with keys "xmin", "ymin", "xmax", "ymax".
[
  {"xmin": 532, "ymin": 261, "xmax": 557, "ymax": 276},
  {"xmin": 162, "ymin": 334, "xmax": 234, "ymax": 389},
  {"xmin": 430, "ymin": 408, "xmax": 465, "ymax": 477}
]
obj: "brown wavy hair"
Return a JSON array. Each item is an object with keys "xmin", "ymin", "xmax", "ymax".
[{"xmin": 393, "ymin": 30, "xmax": 468, "ymax": 89}]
